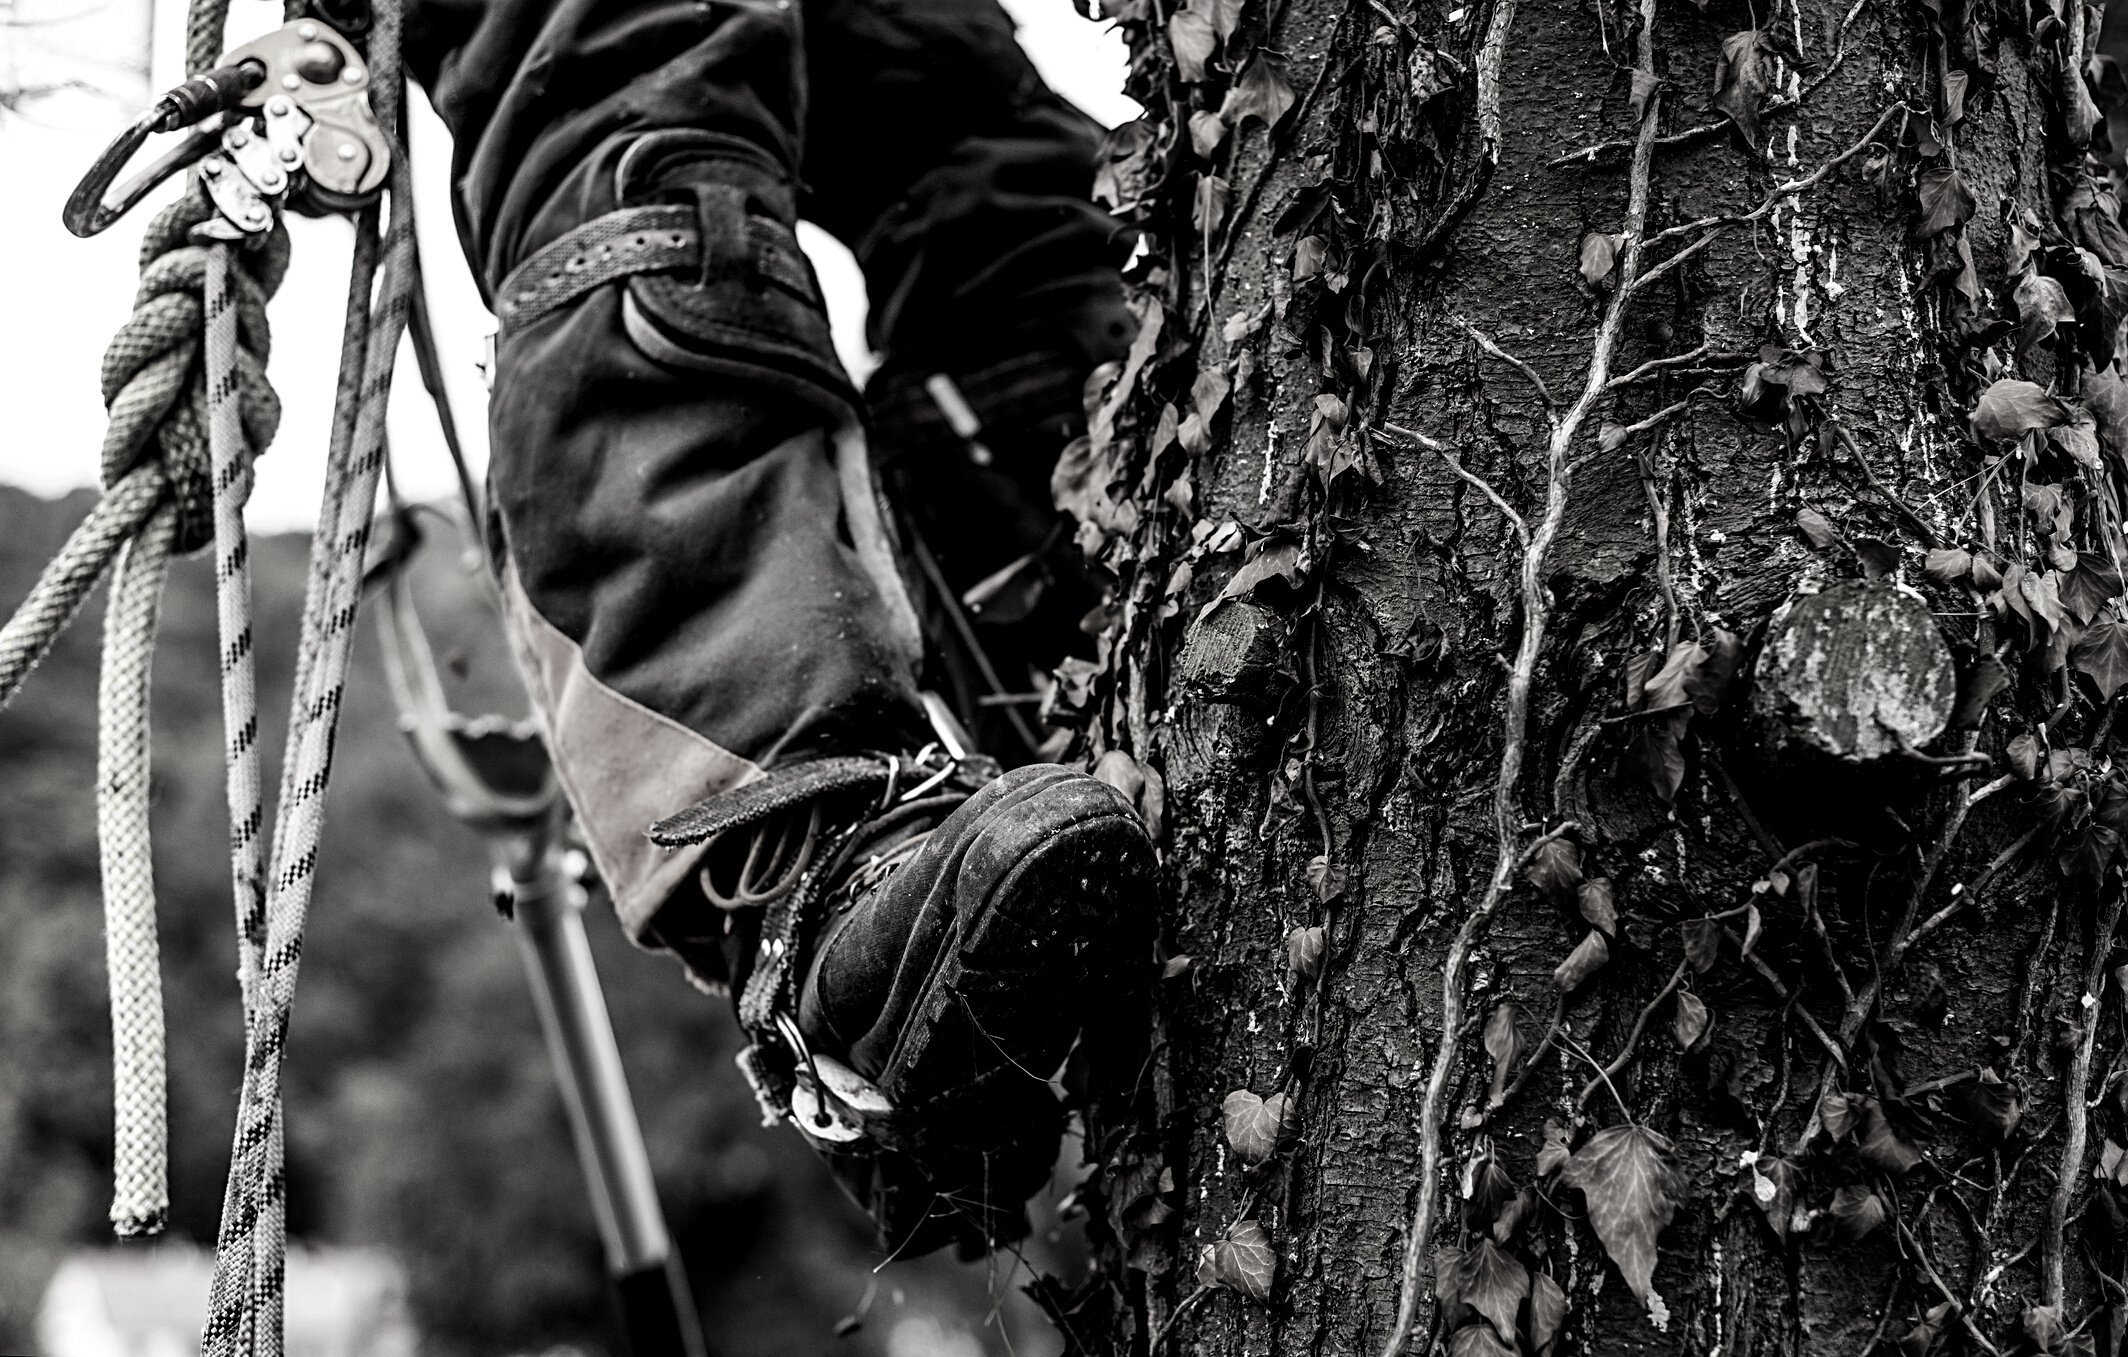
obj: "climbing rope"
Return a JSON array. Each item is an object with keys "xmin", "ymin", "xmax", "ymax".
[{"xmin": 0, "ymin": 0, "xmax": 410, "ymax": 1341}]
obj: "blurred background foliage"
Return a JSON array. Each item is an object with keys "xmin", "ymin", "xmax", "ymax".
[{"xmin": 0, "ymin": 485, "xmax": 1065, "ymax": 1355}]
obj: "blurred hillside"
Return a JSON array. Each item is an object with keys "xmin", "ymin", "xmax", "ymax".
[{"xmin": 0, "ymin": 485, "xmax": 1055, "ymax": 1355}]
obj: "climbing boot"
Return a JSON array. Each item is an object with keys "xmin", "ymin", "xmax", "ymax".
[{"xmin": 648, "ymin": 755, "xmax": 1156, "ymax": 1256}]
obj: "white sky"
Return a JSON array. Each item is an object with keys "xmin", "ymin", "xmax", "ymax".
[{"xmin": 0, "ymin": 0, "xmax": 1133, "ymax": 530}]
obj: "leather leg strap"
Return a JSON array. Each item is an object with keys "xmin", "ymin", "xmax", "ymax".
[{"xmin": 494, "ymin": 204, "xmax": 816, "ymax": 342}]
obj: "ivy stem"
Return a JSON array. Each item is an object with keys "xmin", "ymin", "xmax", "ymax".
[
  {"xmin": 1378, "ymin": 0, "xmax": 1662, "ymax": 1348},
  {"xmin": 1149, "ymin": 1284, "xmax": 1213, "ymax": 1353},
  {"xmin": 1574, "ymin": 959, "xmax": 1687, "ymax": 1111},
  {"xmin": 2043, "ymin": 885, "xmax": 2124, "ymax": 1307}
]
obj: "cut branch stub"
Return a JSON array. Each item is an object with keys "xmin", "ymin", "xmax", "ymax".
[
  {"xmin": 1177, "ymin": 600, "xmax": 1284, "ymax": 705},
  {"xmin": 1749, "ymin": 580, "xmax": 1956, "ymax": 763}
]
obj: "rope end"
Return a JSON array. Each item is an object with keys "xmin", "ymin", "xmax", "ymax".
[{"xmin": 110, "ymin": 1204, "xmax": 169, "ymax": 1239}]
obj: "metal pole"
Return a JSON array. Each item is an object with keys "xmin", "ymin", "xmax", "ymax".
[{"xmin": 501, "ymin": 844, "xmax": 708, "ymax": 1357}]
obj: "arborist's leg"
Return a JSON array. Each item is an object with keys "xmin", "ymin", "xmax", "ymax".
[
  {"xmin": 408, "ymin": 1, "xmax": 931, "ymax": 932},
  {"xmin": 405, "ymin": 0, "xmax": 1154, "ymax": 1258},
  {"xmin": 801, "ymin": 0, "xmax": 1140, "ymax": 754}
]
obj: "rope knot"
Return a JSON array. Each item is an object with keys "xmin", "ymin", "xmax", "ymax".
[{"xmin": 98, "ymin": 187, "xmax": 290, "ymax": 553}]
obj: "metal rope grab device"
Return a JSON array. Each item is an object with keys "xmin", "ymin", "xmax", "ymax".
[{"xmin": 0, "ymin": 0, "xmax": 704, "ymax": 1349}]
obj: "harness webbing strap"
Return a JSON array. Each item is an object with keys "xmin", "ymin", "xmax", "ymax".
[{"xmin": 492, "ymin": 204, "xmax": 816, "ymax": 342}]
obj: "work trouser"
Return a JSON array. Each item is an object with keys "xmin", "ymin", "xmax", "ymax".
[{"xmin": 400, "ymin": 0, "xmax": 1134, "ymax": 950}]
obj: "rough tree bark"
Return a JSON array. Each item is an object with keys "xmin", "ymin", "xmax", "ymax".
[{"xmin": 1044, "ymin": 0, "xmax": 2128, "ymax": 1352}]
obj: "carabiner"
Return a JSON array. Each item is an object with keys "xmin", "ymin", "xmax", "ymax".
[
  {"xmin": 63, "ymin": 61, "xmax": 264, "ymax": 237},
  {"xmin": 63, "ymin": 19, "xmax": 390, "ymax": 239}
]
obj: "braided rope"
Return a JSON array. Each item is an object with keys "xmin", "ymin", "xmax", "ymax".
[
  {"xmin": 205, "ymin": 247, "xmax": 267, "ymax": 1026},
  {"xmin": 203, "ymin": 0, "xmax": 412, "ymax": 1337},
  {"xmin": 0, "ymin": 190, "xmax": 283, "ymax": 717},
  {"xmin": 0, "ymin": 468, "xmax": 164, "ymax": 706},
  {"xmin": 0, "ymin": 0, "xmax": 417, "ymax": 1337},
  {"xmin": 99, "ymin": 500, "xmax": 178, "ymax": 1236},
  {"xmin": 203, "ymin": 241, "xmax": 275, "ymax": 1352},
  {"xmin": 0, "ymin": 0, "xmax": 318, "ymax": 1341}
]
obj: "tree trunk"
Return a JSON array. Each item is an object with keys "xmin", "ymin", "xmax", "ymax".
[{"xmin": 1051, "ymin": 0, "xmax": 2128, "ymax": 1352}]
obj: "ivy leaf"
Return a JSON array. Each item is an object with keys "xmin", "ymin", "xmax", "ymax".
[
  {"xmin": 1796, "ymin": 506, "xmax": 1841, "ymax": 549},
  {"xmin": 1578, "ymin": 878, "xmax": 1618, "ymax": 935},
  {"xmin": 1484, "ymin": 1002, "xmax": 1525, "ymax": 1107},
  {"xmin": 1942, "ymin": 68, "xmax": 1969, "ymax": 124},
  {"xmin": 1971, "ymin": 378, "xmax": 2071, "ymax": 441},
  {"xmin": 2059, "ymin": 553, "xmax": 2125, "ymax": 624},
  {"xmin": 2021, "ymin": 1305, "xmax": 2088, "ymax": 1357},
  {"xmin": 1207, "ymin": 0, "xmax": 1243, "ymax": 39},
  {"xmin": 1819, "ymin": 1089, "xmax": 1857, "ymax": 1140},
  {"xmin": 1168, "ymin": 3, "xmax": 1217, "ymax": 82},
  {"xmin": 1107, "ymin": 1144, "xmax": 1176, "ymax": 1270},
  {"xmin": 1492, "ymin": 1186, "xmax": 1539, "ymax": 1244},
  {"xmin": 1580, "ymin": 232, "xmax": 1624, "ymax": 287},
  {"xmin": 2072, "ymin": 621, "xmax": 2128, "ymax": 701},
  {"xmin": 1681, "ymin": 917, "xmax": 1722, "ymax": 972},
  {"xmin": 1462, "ymin": 1149, "xmax": 1519, "ymax": 1232},
  {"xmin": 2015, "ymin": 272, "xmax": 2077, "ymax": 356},
  {"xmin": 1560, "ymin": 1123, "xmax": 1686, "ymax": 1305},
  {"xmin": 2007, "ymin": 731, "xmax": 2041, "ymax": 780},
  {"xmin": 1221, "ymin": 53, "xmax": 1298, "ymax": 129},
  {"xmin": 1673, "ymin": 990, "xmax": 1712, "ymax": 1050},
  {"xmin": 1554, "ymin": 930, "xmax": 1610, "ymax": 991},
  {"xmin": 1923, "ymin": 546, "xmax": 1973, "ymax": 584},
  {"xmin": 1198, "ymin": 1219, "xmax": 1276, "ymax": 1298},
  {"xmin": 2024, "ymin": 569, "xmax": 2070, "ymax": 635},
  {"xmin": 1641, "ymin": 641, "xmax": 1704, "ymax": 711},
  {"xmin": 1949, "ymin": 653, "xmax": 2012, "ymax": 729},
  {"xmin": 1442, "ymin": 1239, "xmax": 1530, "ymax": 1345},
  {"xmin": 1625, "ymin": 708, "xmax": 1691, "ymax": 804},
  {"xmin": 1535, "ymin": 1119, "xmax": 1573, "ymax": 1177},
  {"xmin": 1629, "ymin": 69, "xmax": 1662, "ymax": 124},
  {"xmin": 2086, "ymin": 364, "xmax": 2128, "ymax": 455},
  {"xmin": 1914, "ymin": 167, "xmax": 1977, "ymax": 239},
  {"xmin": 2101, "ymin": 1138, "xmax": 2128, "ymax": 1187},
  {"xmin": 1829, "ymin": 1183, "xmax": 1887, "ymax": 1239},
  {"xmin": 1188, "ymin": 109, "xmax": 1229, "ymax": 160},
  {"xmin": 1855, "ymin": 537, "xmax": 1902, "ymax": 579},
  {"xmin": 1285, "ymin": 923, "xmax": 1325, "ymax": 985},
  {"xmin": 1525, "ymin": 838, "xmax": 1583, "ymax": 898},
  {"xmin": 1447, "ymin": 1326, "xmax": 1517, "ymax": 1357},
  {"xmin": 1685, "ymin": 628, "xmax": 1743, "ymax": 714},
  {"xmin": 1950, "ymin": 1070, "xmax": 2024, "ymax": 1144},
  {"xmin": 1222, "ymin": 1089, "xmax": 1297, "ymax": 1164},
  {"xmin": 1744, "ymin": 1153, "xmax": 1800, "ymax": 1240},
  {"xmin": 1529, "ymin": 1270, "xmax": 1569, "ymax": 1357},
  {"xmin": 2053, "ymin": 416, "xmax": 2103, "ymax": 469},
  {"xmin": 1160, "ymin": 953, "xmax": 1192, "ymax": 980},
  {"xmin": 1306, "ymin": 853, "xmax": 1347, "ymax": 902},
  {"xmin": 1219, "ymin": 540, "xmax": 1301, "ymax": 600},
  {"xmin": 1901, "ymin": 1303, "xmax": 1954, "ymax": 1357},
  {"xmin": 1857, "ymin": 1098, "xmax": 1924, "ymax": 1175},
  {"xmin": 1194, "ymin": 173, "xmax": 1231, "ymax": 236},
  {"xmin": 1712, "ymin": 30, "xmax": 1768, "ymax": 145}
]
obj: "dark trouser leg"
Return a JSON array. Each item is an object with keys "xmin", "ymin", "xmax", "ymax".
[
  {"xmin": 798, "ymin": 0, "xmax": 1137, "ymax": 756},
  {"xmin": 406, "ymin": 0, "xmax": 930, "ymax": 943}
]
